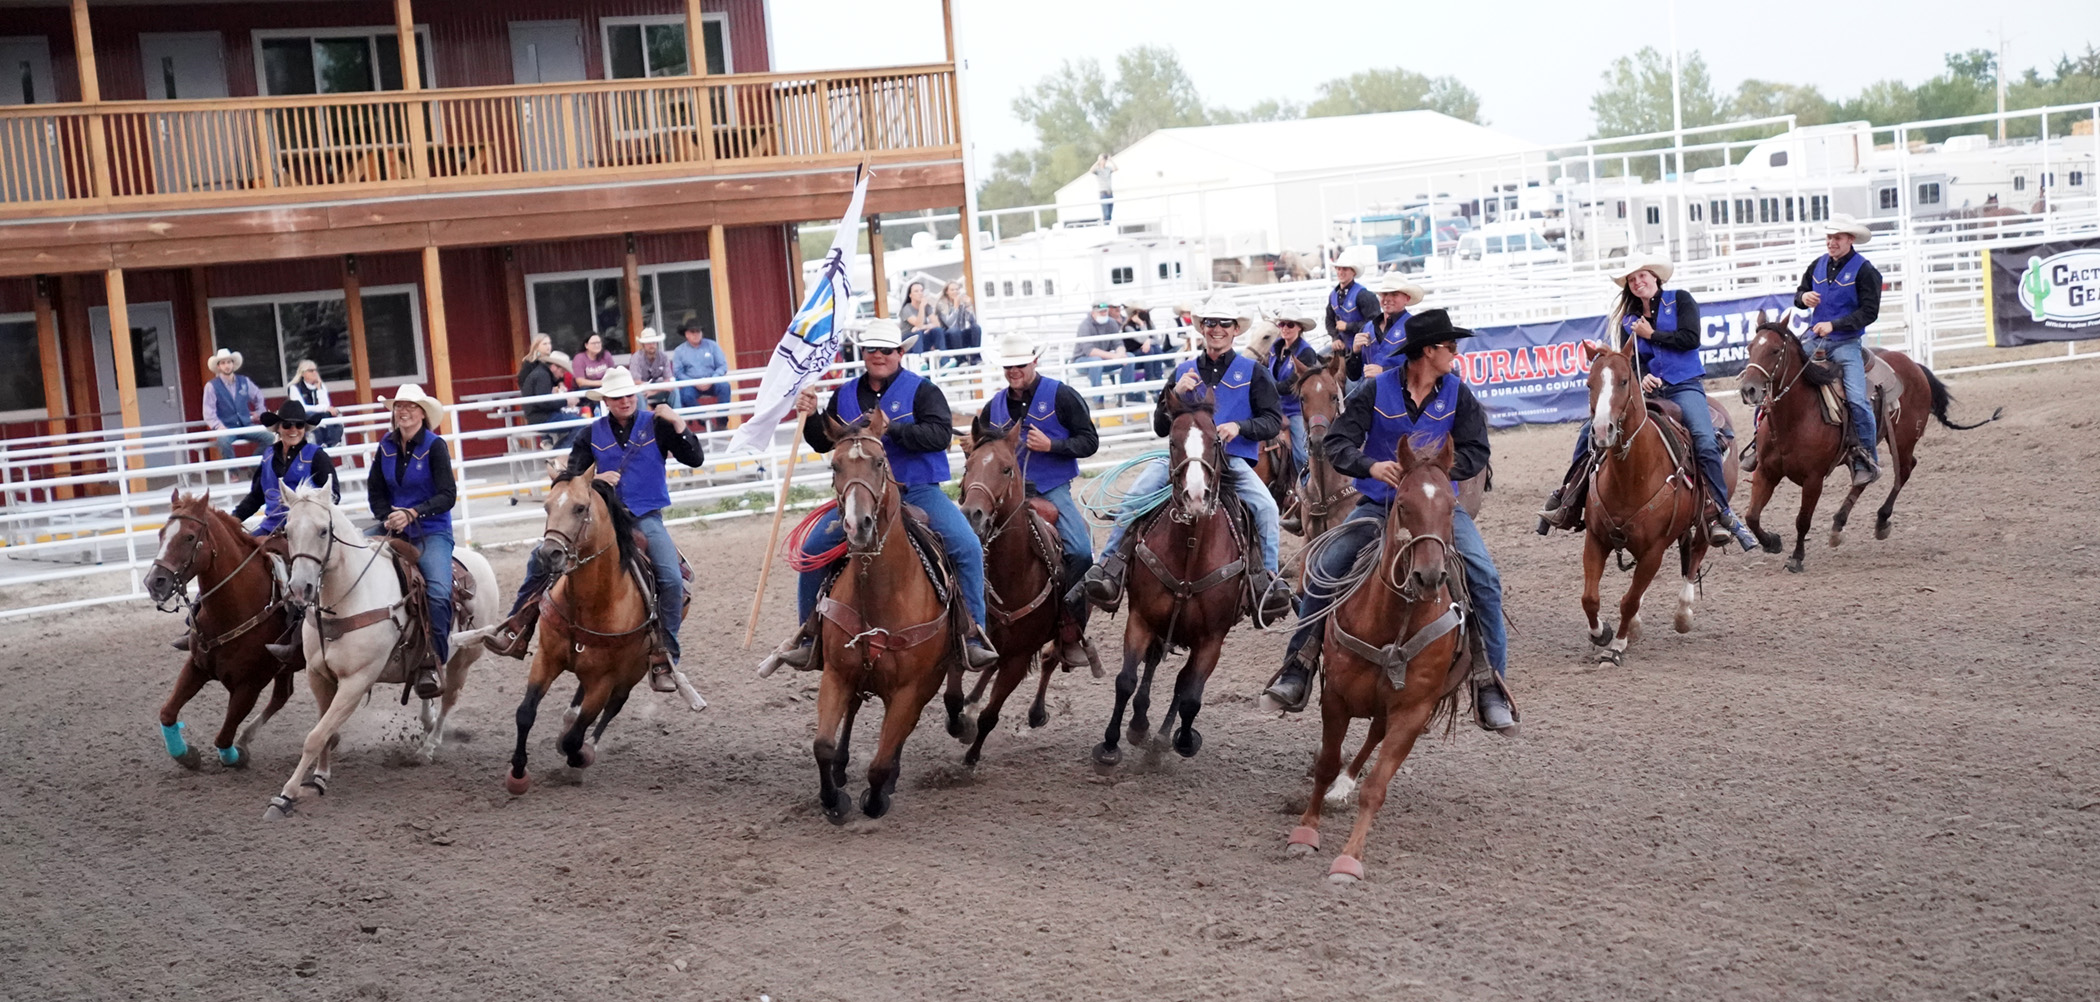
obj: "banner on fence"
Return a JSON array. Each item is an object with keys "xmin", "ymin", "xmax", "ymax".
[
  {"xmin": 1462, "ymin": 293, "xmax": 1805, "ymax": 427},
  {"xmin": 1985, "ymin": 238, "xmax": 2100, "ymax": 348}
]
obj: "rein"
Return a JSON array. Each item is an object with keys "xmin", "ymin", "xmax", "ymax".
[
  {"xmin": 1587, "ymin": 419, "xmax": 1690, "ymax": 555},
  {"xmin": 1743, "ymin": 329, "xmax": 1809, "ymax": 407},
  {"xmin": 538, "ymin": 482, "xmax": 657, "ymax": 652},
  {"xmin": 966, "ymin": 440, "xmax": 1059, "ymax": 627},
  {"xmin": 154, "ymin": 510, "xmax": 283, "ymax": 661}
]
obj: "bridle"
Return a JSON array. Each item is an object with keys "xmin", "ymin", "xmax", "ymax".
[
  {"xmin": 539, "ymin": 480, "xmax": 614, "ymax": 576},
  {"xmin": 961, "ymin": 428, "xmax": 1032, "ymax": 546},
  {"xmin": 282, "ymin": 501, "xmax": 386, "ymax": 614},
  {"xmin": 151, "ymin": 508, "xmax": 270, "ymax": 619},
  {"xmin": 834, "ymin": 431, "xmax": 897, "ymax": 556},
  {"xmin": 1168, "ymin": 417, "xmax": 1224, "ymax": 525},
  {"xmin": 1590, "ymin": 355, "xmax": 1647, "ymax": 461},
  {"xmin": 1380, "ymin": 488, "xmax": 1454, "ymax": 603},
  {"xmin": 1740, "ymin": 326, "xmax": 1808, "ymax": 407}
]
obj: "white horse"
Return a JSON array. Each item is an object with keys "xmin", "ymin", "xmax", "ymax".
[{"xmin": 266, "ymin": 484, "xmax": 499, "ymax": 819}]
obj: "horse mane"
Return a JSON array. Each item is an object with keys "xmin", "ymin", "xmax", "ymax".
[
  {"xmin": 173, "ymin": 493, "xmax": 259, "ymax": 555},
  {"xmin": 553, "ymin": 471, "xmax": 640, "ymax": 571},
  {"xmin": 1168, "ymin": 385, "xmax": 1218, "ymax": 416}
]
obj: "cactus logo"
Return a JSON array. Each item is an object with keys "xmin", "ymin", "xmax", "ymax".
[{"xmin": 2016, "ymin": 248, "xmax": 2100, "ymax": 326}]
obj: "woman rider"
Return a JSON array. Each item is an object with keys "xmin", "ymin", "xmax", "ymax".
[
  {"xmin": 1536, "ymin": 254, "xmax": 1759, "ymax": 551},
  {"xmin": 232, "ymin": 399, "xmax": 338, "ymax": 535},
  {"xmin": 366, "ymin": 384, "xmax": 459, "ymax": 699}
]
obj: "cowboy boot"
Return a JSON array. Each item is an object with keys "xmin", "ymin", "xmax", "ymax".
[
  {"xmin": 1253, "ymin": 569, "xmax": 1294, "ymax": 628},
  {"xmin": 1738, "ymin": 429, "xmax": 1761, "ymax": 473},
  {"xmin": 1260, "ymin": 648, "xmax": 1317, "ymax": 713},
  {"xmin": 1477, "ymin": 680, "xmax": 1515, "ymax": 731},
  {"xmin": 964, "ymin": 622, "xmax": 1000, "ymax": 670},
  {"xmin": 412, "ymin": 647, "xmax": 443, "ymax": 700},
  {"xmin": 648, "ymin": 645, "xmax": 678, "ymax": 692},
  {"xmin": 485, "ymin": 602, "xmax": 540, "ymax": 660},
  {"xmin": 1078, "ymin": 550, "xmax": 1128, "ymax": 611},
  {"xmin": 1536, "ymin": 455, "xmax": 1592, "ymax": 532},
  {"xmin": 170, "ymin": 634, "xmax": 192, "ymax": 652},
  {"xmin": 1849, "ymin": 449, "xmax": 1880, "ymax": 487}
]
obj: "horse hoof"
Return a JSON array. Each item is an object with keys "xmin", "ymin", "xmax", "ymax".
[
  {"xmin": 578, "ymin": 743, "xmax": 596, "ymax": 768},
  {"xmin": 1785, "ymin": 558, "xmax": 1805, "ymax": 574},
  {"xmin": 1173, "ymin": 728, "xmax": 1203, "ymax": 758},
  {"xmin": 263, "ymin": 796, "xmax": 295, "ymax": 821},
  {"xmin": 1092, "ymin": 743, "xmax": 1123, "ymax": 769},
  {"xmin": 1597, "ymin": 648, "xmax": 1625, "ymax": 666},
  {"xmin": 504, "ymin": 772, "xmax": 531, "ymax": 796},
  {"xmin": 1027, "ymin": 704, "xmax": 1049, "ymax": 729},
  {"xmin": 217, "ymin": 745, "xmax": 243, "ymax": 768},
  {"xmin": 1327, "ymin": 855, "xmax": 1365, "ymax": 883},
  {"xmin": 1828, "ymin": 530, "xmax": 1843, "ymax": 549},
  {"xmin": 300, "ymin": 774, "xmax": 327, "ymax": 797},
  {"xmin": 1875, "ymin": 520, "xmax": 1892, "ymax": 541},
  {"xmin": 173, "ymin": 747, "xmax": 202, "ymax": 771},
  {"xmin": 1126, "ymin": 723, "xmax": 1149, "ymax": 747},
  {"xmin": 1287, "ymin": 826, "xmax": 1321, "ymax": 855},
  {"xmin": 859, "ymin": 790, "xmax": 891, "ymax": 820},
  {"xmin": 1758, "ymin": 534, "xmax": 1783, "ymax": 554},
  {"xmin": 1674, "ymin": 611, "xmax": 1694, "ymax": 634},
  {"xmin": 1587, "ymin": 630, "xmax": 1613, "ymax": 649}
]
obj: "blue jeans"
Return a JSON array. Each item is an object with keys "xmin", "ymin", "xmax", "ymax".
[
  {"xmin": 1285, "ymin": 412, "xmax": 1309, "ymax": 474},
  {"xmin": 1039, "ymin": 481, "xmax": 1093, "ymax": 565},
  {"xmin": 1283, "ymin": 501, "xmax": 1506, "ymax": 678},
  {"xmin": 216, "ymin": 427, "xmax": 269, "ymax": 461},
  {"xmin": 946, "ymin": 323, "xmax": 982, "ymax": 364},
  {"xmin": 797, "ymin": 482, "xmax": 987, "ymax": 628},
  {"xmin": 511, "ymin": 511, "xmax": 685, "ymax": 663},
  {"xmin": 369, "ymin": 527, "xmax": 452, "ymax": 664},
  {"xmin": 910, "ymin": 326, "xmax": 946, "ymax": 355},
  {"xmin": 1573, "ymin": 385, "xmax": 1732, "ymax": 508},
  {"xmin": 1101, "ymin": 192, "xmax": 1114, "ymax": 221},
  {"xmin": 1100, "ymin": 455, "xmax": 1280, "ymax": 573},
  {"xmin": 1807, "ymin": 335, "xmax": 1877, "ymax": 462}
]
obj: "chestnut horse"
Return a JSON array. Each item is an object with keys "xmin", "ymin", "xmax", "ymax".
[
  {"xmin": 1291, "ymin": 352, "xmax": 1357, "ymax": 539},
  {"xmin": 1581, "ymin": 344, "xmax": 1728, "ymax": 665},
  {"xmin": 810, "ymin": 409, "xmax": 968, "ymax": 822},
  {"xmin": 143, "ymin": 492, "xmax": 297, "ymax": 769},
  {"xmin": 1093, "ymin": 391, "xmax": 1249, "ymax": 767},
  {"xmin": 1738, "ymin": 315, "xmax": 2000, "ymax": 573},
  {"xmin": 501, "ymin": 469, "xmax": 705, "ymax": 796},
  {"xmin": 953, "ymin": 420, "xmax": 1082, "ymax": 766},
  {"xmin": 1286, "ymin": 439, "xmax": 1468, "ymax": 883}
]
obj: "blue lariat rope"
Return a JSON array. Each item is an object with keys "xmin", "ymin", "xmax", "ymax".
[{"xmin": 1076, "ymin": 449, "xmax": 1172, "ymax": 527}]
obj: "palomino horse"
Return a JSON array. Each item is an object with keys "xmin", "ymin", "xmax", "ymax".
[
  {"xmin": 810, "ymin": 409, "xmax": 968, "ymax": 822},
  {"xmin": 144, "ymin": 491, "xmax": 296, "ymax": 769},
  {"xmin": 1291, "ymin": 352, "xmax": 1356, "ymax": 539},
  {"xmin": 1285, "ymin": 439, "xmax": 1468, "ymax": 883},
  {"xmin": 1581, "ymin": 343, "xmax": 1728, "ymax": 664},
  {"xmin": 267, "ymin": 486, "xmax": 498, "ymax": 819},
  {"xmin": 500, "ymin": 469, "xmax": 705, "ymax": 796},
  {"xmin": 1738, "ymin": 314, "xmax": 2000, "ymax": 573},
  {"xmin": 1093, "ymin": 390, "xmax": 1249, "ymax": 767},
  {"xmin": 953, "ymin": 421, "xmax": 1085, "ymax": 766}
]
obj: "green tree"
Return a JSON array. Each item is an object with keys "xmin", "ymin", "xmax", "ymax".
[
  {"xmin": 1725, "ymin": 79, "xmax": 1833, "ymax": 127},
  {"xmin": 1590, "ymin": 47, "xmax": 1723, "ymax": 139},
  {"xmin": 1303, "ymin": 67, "xmax": 1484, "ymax": 123},
  {"xmin": 978, "ymin": 46, "xmax": 1212, "ymax": 213}
]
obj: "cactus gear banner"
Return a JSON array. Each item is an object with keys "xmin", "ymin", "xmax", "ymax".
[{"xmin": 1986, "ymin": 239, "xmax": 2100, "ymax": 348}]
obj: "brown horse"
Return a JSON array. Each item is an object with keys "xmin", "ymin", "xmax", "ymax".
[
  {"xmin": 143, "ymin": 491, "xmax": 296, "ymax": 769},
  {"xmin": 1581, "ymin": 344, "xmax": 1726, "ymax": 665},
  {"xmin": 953, "ymin": 421, "xmax": 1082, "ymax": 766},
  {"xmin": 1738, "ymin": 315, "xmax": 2000, "ymax": 573},
  {"xmin": 1292, "ymin": 351, "xmax": 1357, "ymax": 539},
  {"xmin": 810, "ymin": 409, "xmax": 967, "ymax": 821},
  {"xmin": 1092, "ymin": 391, "xmax": 1249, "ymax": 767},
  {"xmin": 1286, "ymin": 439, "xmax": 1468, "ymax": 883}
]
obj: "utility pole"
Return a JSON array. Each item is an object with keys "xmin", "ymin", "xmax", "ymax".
[{"xmin": 1996, "ymin": 24, "xmax": 2009, "ymax": 142}]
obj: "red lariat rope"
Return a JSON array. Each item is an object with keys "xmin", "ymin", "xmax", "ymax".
[{"xmin": 785, "ymin": 499, "xmax": 845, "ymax": 572}]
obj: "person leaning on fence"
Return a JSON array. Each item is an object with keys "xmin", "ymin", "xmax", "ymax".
[
  {"xmin": 901, "ymin": 281, "xmax": 945, "ymax": 357},
  {"xmin": 286, "ymin": 359, "xmax": 342, "ymax": 448},
  {"xmin": 627, "ymin": 327, "xmax": 675, "ymax": 407},
  {"xmin": 1324, "ymin": 245, "xmax": 1383, "ymax": 346},
  {"xmin": 364, "ymin": 384, "xmax": 458, "ymax": 700},
  {"xmin": 937, "ymin": 281, "xmax": 983, "ymax": 364},
  {"xmin": 203, "ymin": 348, "xmax": 269, "ymax": 461}
]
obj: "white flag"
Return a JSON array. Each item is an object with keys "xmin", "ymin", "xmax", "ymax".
[{"xmin": 725, "ymin": 166, "xmax": 872, "ymax": 455}]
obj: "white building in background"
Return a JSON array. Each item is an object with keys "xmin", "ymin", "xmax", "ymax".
[{"xmin": 1051, "ymin": 111, "xmax": 1543, "ymax": 264}]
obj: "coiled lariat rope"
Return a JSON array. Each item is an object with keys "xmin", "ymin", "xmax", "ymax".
[
  {"xmin": 1075, "ymin": 449, "xmax": 1173, "ymax": 527},
  {"xmin": 1287, "ymin": 520, "xmax": 1385, "ymax": 636},
  {"xmin": 784, "ymin": 499, "xmax": 845, "ymax": 572}
]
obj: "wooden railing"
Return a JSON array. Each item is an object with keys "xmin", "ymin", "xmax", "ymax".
[{"xmin": 0, "ymin": 64, "xmax": 958, "ymax": 210}]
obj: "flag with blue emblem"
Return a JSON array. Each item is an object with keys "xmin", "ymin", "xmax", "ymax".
[{"xmin": 727, "ymin": 165, "xmax": 872, "ymax": 454}]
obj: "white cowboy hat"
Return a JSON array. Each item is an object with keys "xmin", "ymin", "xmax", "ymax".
[
  {"xmin": 587, "ymin": 367, "xmax": 644, "ymax": 400},
  {"xmin": 854, "ymin": 317, "xmax": 917, "ymax": 353},
  {"xmin": 1122, "ymin": 298, "xmax": 1149, "ymax": 311},
  {"xmin": 1366, "ymin": 273, "xmax": 1428, "ymax": 306},
  {"xmin": 1824, "ymin": 213, "xmax": 1872, "ymax": 244},
  {"xmin": 635, "ymin": 326, "xmax": 664, "ymax": 344},
  {"xmin": 1332, "ymin": 246, "xmax": 1379, "ymax": 275},
  {"xmin": 381, "ymin": 383, "xmax": 446, "ymax": 429},
  {"xmin": 546, "ymin": 350, "xmax": 572, "ymax": 371},
  {"xmin": 207, "ymin": 347, "xmax": 244, "ymax": 371},
  {"xmin": 992, "ymin": 333, "xmax": 1040, "ymax": 368},
  {"xmin": 1613, "ymin": 252, "xmax": 1675, "ymax": 288},
  {"xmin": 1267, "ymin": 305, "xmax": 1320, "ymax": 331},
  {"xmin": 1191, "ymin": 295, "xmax": 1250, "ymax": 323}
]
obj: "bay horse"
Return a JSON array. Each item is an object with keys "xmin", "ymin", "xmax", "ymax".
[
  {"xmin": 500, "ymin": 469, "xmax": 705, "ymax": 797},
  {"xmin": 267, "ymin": 486, "xmax": 498, "ymax": 819},
  {"xmin": 1738, "ymin": 313, "xmax": 2000, "ymax": 573},
  {"xmin": 953, "ymin": 420, "xmax": 1084, "ymax": 766},
  {"xmin": 143, "ymin": 491, "xmax": 296, "ymax": 769},
  {"xmin": 1291, "ymin": 351, "xmax": 1356, "ymax": 539},
  {"xmin": 1093, "ymin": 390, "xmax": 1249, "ymax": 767},
  {"xmin": 810, "ymin": 409, "xmax": 968, "ymax": 822},
  {"xmin": 1581, "ymin": 343, "xmax": 1728, "ymax": 665},
  {"xmin": 1286, "ymin": 438, "xmax": 1469, "ymax": 883}
]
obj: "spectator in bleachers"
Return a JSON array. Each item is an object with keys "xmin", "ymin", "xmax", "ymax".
[
  {"xmin": 286, "ymin": 358, "xmax": 342, "ymax": 448},
  {"xmin": 518, "ymin": 335, "xmax": 577, "ymax": 449},
  {"xmin": 937, "ymin": 280, "xmax": 981, "ymax": 364},
  {"xmin": 203, "ymin": 348, "xmax": 268, "ymax": 461},
  {"xmin": 902, "ymin": 281, "xmax": 944, "ymax": 358},
  {"xmin": 671, "ymin": 321, "xmax": 729, "ymax": 431},
  {"xmin": 627, "ymin": 327, "xmax": 675, "ymax": 407},
  {"xmin": 1072, "ymin": 300, "xmax": 1128, "ymax": 396},
  {"xmin": 573, "ymin": 332, "xmax": 615, "ymax": 394}
]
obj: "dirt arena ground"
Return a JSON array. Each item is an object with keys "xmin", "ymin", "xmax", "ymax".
[{"xmin": 3, "ymin": 362, "xmax": 2095, "ymax": 1002}]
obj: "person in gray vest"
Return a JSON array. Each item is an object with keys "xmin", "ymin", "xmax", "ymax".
[{"xmin": 202, "ymin": 348, "xmax": 269, "ymax": 461}]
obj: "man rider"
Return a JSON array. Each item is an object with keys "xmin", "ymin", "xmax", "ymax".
[
  {"xmin": 1260, "ymin": 310, "xmax": 1516, "ymax": 732},
  {"xmin": 1745, "ymin": 213, "xmax": 1883, "ymax": 485},
  {"xmin": 1348, "ymin": 273, "xmax": 1428, "ymax": 381},
  {"xmin": 1323, "ymin": 245, "xmax": 1382, "ymax": 348}
]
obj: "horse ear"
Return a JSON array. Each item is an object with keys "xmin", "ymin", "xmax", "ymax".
[
  {"xmin": 168, "ymin": 488, "xmax": 181, "ymax": 507},
  {"xmin": 543, "ymin": 457, "xmax": 564, "ymax": 482},
  {"xmin": 1755, "ymin": 309, "xmax": 1769, "ymax": 328},
  {"xmin": 867, "ymin": 406, "xmax": 891, "ymax": 438},
  {"xmin": 824, "ymin": 413, "xmax": 850, "ymax": 442},
  {"xmin": 1434, "ymin": 436, "xmax": 1455, "ymax": 473},
  {"xmin": 1003, "ymin": 419, "xmax": 1026, "ymax": 443},
  {"xmin": 1326, "ymin": 349, "xmax": 1347, "ymax": 376},
  {"xmin": 1397, "ymin": 437, "xmax": 1421, "ymax": 471}
]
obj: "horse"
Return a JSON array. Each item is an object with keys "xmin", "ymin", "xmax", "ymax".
[
  {"xmin": 952, "ymin": 421, "xmax": 1084, "ymax": 766},
  {"xmin": 1580, "ymin": 343, "xmax": 1726, "ymax": 665},
  {"xmin": 143, "ymin": 491, "xmax": 297, "ymax": 769},
  {"xmin": 1737, "ymin": 314, "xmax": 2000, "ymax": 573},
  {"xmin": 809, "ymin": 409, "xmax": 968, "ymax": 822},
  {"xmin": 1291, "ymin": 351, "xmax": 1357, "ymax": 539},
  {"xmin": 1285, "ymin": 439, "xmax": 1469, "ymax": 883},
  {"xmin": 266, "ymin": 486, "xmax": 498, "ymax": 819},
  {"xmin": 498, "ymin": 468, "xmax": 705, "ymax": 796},
  {"xmin": 1092, "ymin": 390, "xmax": 1249, "ymax": 767}
]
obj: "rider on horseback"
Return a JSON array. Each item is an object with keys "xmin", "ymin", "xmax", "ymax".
[
  {"xmin": 233, "ymin": 399, "xmax": 338, "ymax": 535},
  {"xmin": 777, "ymin": 319, "xmax": 999, "ymax": 670},
  {"xmin": 1079, "ymin": 296, "xmax": 1295, "ymax": 626},
  {"xmin": 971, "ymin": 332, "xmax": 1101, "ymax": 667},
  {"xmin": 1323, "ymin": 245, "xmax": 1381, "ymax": 347},
  {"xmin": 1537, "ymin": 254, "xmax": 1760, "ymax": 552},
  {"xmin": 1261, "ymin": 310, "xmax": 1516, "ymax": 730},
  {"xmin": 490, "ymin": 368, "xmax": 704, "ymax": 692},
  {"xmin": 1347, "ymin": 274, "xmax": 1428, "ymax": 381},
  {"xmin": 364, "ymin": 385, "xmax": 457, "ymax": 699},
  {"xmin": 1265, "ymin": 307, "xmax": 1325, "ymax": 525},
  {"xmin": 1743, "ymin": 213, "xmax": 1883, "ymax": 486}
]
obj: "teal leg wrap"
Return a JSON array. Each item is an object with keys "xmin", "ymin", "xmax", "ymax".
[
  {"xmin": 161, "ymin": 722, "xmax": 189, "ymax": 758},
  {"xmin": 217, "ymin": 745, "xmax": 241, "ymax": 766}
]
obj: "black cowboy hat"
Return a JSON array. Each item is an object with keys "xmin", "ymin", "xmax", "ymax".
[
  {"xmin": 259, "ymin": 399, "xmax": 311, "ymax": 428},
  {"xmin": 1397, "ymin": 308, "xmax": 1475, "ymax": 357}
]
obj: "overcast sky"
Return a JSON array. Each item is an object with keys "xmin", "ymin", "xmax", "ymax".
[{"xmin": 774, "ymin": 0, "xmax": 2099, "ymax": 178}]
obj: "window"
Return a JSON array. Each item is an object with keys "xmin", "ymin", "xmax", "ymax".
[
  {"xmin": 1769, "ymin": 151, "xmax": 1789, "ymax": 167},
  {"xmin": 1784, "ymin": 198, "xmax": 1795, "ymax": 222},
  {"xmin": 2013, "ymin": 175, "xmax": 2027, "ymax": 191},
  {"xmin": 210, "ymin": 287, "xmax": 424, "ymax": 389},
  {"xmin": 1709, "ymin": 200, "xmax": 1728, "ymax": 224},
  {"xmin": 1042, "ymin": 278, "xmax": 1054, "ymax": 296},
  {"xmin": 1758, "ymin": 198, "xmax": 1778, "ymax": 223},
  {"xmin": 2042, "ymin": 172, "xmax": 2055, "ymax": 188},
  {"xmin": 1878, "ymin": 187, "xmax": 1899, "ymax": 209},
  {"xmin": 1689, "ymin": 202, "xmax": 1703, "ymax": 222},
  {"xmin": 1917, "ymin": 182, "xmax": 1941, "ymax": 205},
  {"xmin": 1484, "ymin": 236, "xmax": 1505, "ymax": 254},
  {"xmin": 1110, "ymin": 266, "xmax": 1134, "ymax": 284},
  {"xmin": 254, "ymin": 27, "xmax": 433, "ymax": 95},
  {"xmin": 602, "ymin": 15, "xmax": 730, "ymax": 78},
  {"xmin": 1020, "ymin": 279, "xmax": 1033, "ymax": 296},
  {"xmin": 1158, "ymin": 262, "xmax": 1170, "ymax": 279},
  {"xmin": 2071, "ymin": 171, "xmax": 2086, "ymax": 187},
  {"xmin": 0, "ymin": 314, "xmax": 48, "ymax": 418},
  {"xmin": 1002, "ymin": 281, "xmax": 1014, "ymax": 297},
  {"xmin": 982, "ymin": 281, "xmax": 995, "ymax": 299},
  {"xmin": 526, "ymin": 262, "xmax": 714, "ymax": 356},
  {"xmin": 1644, "ymin": 205, "xmax": 1660, "ymax": 225},
  {"xmin": 1811, "ymin": 195, "xmax": 1829, "ymax": 221},
  {"xmin": 1616, "ymin": 201, "xmax": 1627, "ymax": 219},
  {"xmin": 1735, "ymin": 198, "xmax": 1753, "ymax": 222}
]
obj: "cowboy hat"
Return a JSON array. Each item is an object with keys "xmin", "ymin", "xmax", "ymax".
[
  {"xmin": 1396, "ymin": 309, "xmax": 1475, "ymax": 358},
  {"xmin": 1191, "ymin": 296, "xmax": 1250, "ymax": 323},
  {"xmin": 207, "ymin": 347, "xmax": 244, "ymax": 371},
  {"xmin": 259, "ymin": 399, "xmax": 311, "ymax": 428},
  {"xmin": 1266, "ymin": 306, "xmax": 1320, "ymax": 331},
  {"xmin": 546, "ymin": 350, "xmax": 572, "ymax": 371},
  {"xmin": 1332, "ymin": 245, "xmax": 1379, "ymax": 275},
  {"xmin": 635, "ymin": 326, "xmax": 664, "ymax": 344},
  {"xmin": 1366, "ymin": 273, "xmax": 1428, "ymax": 307},
  {"xmin": 1122, "ymin": 298, "xmax": 1149, "ymax": 311},
  {"xmin": 381, "ymin": 383, "xmax": 446, "ymax": 429},
  {"xmin": 587, "ymin": 367, "xmax": 644, "ymax": 400},
  {"xmin": 854, "ymin": 317, "xmax": 918, "ymax": 353},
  {"xmin": 992, "ymin": 333, "xmax": 1039, "ymax": 368},
  {"xmin": 1824, "ymin": 213, "xmax": 1872, "ymax": 243},
  {"xmin": 1613, "ymin": 252, "xmax": 1675, "ymax": 287}
]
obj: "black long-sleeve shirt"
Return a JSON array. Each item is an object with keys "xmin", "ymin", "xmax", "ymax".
[
  {"xmin": 1792, "ymin": 251, "xmax": 1882, "ymax": 334},
  {"xmin": 517, "ymin": 361, "xmax": 563, "ymax": 424},
  {"xmin": 367, "ymin": 433, "xmax": 456, "ymax": 522},
  {"xmin": 1620, "ymin": 289, "xmax": 1702, "ymax": 353},
  {"xmin": 232, "ymin": 443, "xmax": 337, "ymax": 520},
  {"xmin": 968, "ymin": 377, "xmax": 1099, "ymax": 460},
  {"xmin": 1323, "ymin": 281, "xmax": 1383, "ymax": 339},
  {"xmin": 1324, "ymin": 373, "xmax": 1490, "ymax": 484},
  {"xmin": 563, "ymin": 413, "xmax": 705, "ymax": 475},
  {"xmin": 1150, "ymin": 350, "xmax": 1283, "ymax": 442},
  {"xmin": 1343, "ymin": 313, "xmax": 1406, "ymax": 382},
  {"xmin": 804, "ymin": 373, "xmax": 955, "ymax": 455}
]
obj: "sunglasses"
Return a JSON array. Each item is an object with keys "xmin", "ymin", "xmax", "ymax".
[
  {"xmin": 864, "ymin": 346, "xmax": 902, "ymax": 356},
  {"xmin": 1002, "ymin": 363, "xmax": 1033, "ymax": 372},
  {"xmin": 1200, "ymin": 318, "xmax": 1236, "ymax": 329},
  {"xmin": 1276, "ymin": 321, "xmax": 1303, "ymax": 329}
]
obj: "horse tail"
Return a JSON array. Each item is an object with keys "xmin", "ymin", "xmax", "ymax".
[{"xmin": 1921, "ymin": 366, "xmax": 2003, "ymax": 431}]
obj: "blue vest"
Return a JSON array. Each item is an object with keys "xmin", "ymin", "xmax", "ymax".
[
  {"xmin": 1170, "ymin": 354, "xmax": 1261, "ymax": 461},
  {"xmin": 836, "ymin": 369, "xmax": 950, "ymax": 485},
  {"xmin": 210, "ymin": 377, "xmax": 252, "ymax": 429},
  {"xmin": 255, "ymin": 441, "xmax": 318, "ymax": 535},
  {"xmin": 1809, "ymin": 252, "xmax": 1870, "ymax": 338},
  {"xmin": 1329, "ymin": 282, "xmax": 1369, "ymax": 328},
  {"xmin": 1362, "ymin": 311, "xmax": 1410, "ymax": 371},
  {"xmin": 376, "ymin": 429, "xmax": 452, "ymax": 540},
  {"xmin": 1268, "ymin": 339, "xmax": 1317, "ymax": 417},
  {"xmin": 1355, "ymin": 370, "xmax": 1461, "ymax": 505},
  {"xmin": 1625, "ymin": 290, "xmax": 1706, "ymax": 386},
  {"xmin": 986, "ymin": 377, "xmax": 1080, "ymax": 492},
  {"xmin": 590, "ymin": 415, "xmax": 673, "ymax": 518}
]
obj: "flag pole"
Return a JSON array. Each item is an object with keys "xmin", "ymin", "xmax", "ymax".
[{"xmin": 742, "ymin": 413, "xmax": 807, "ymax": 649}]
